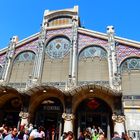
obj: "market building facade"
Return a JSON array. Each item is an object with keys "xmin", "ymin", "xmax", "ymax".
[{"xmin": 0, "ymin": 6, "xmax": 140, "ymax": 139}]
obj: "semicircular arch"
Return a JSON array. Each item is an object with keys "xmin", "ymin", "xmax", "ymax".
[
  {"xmin": 13, "ymin": 50, "xmax": 36, "ymax": 63},
  {"xmin": 46, "ymin": 11, "xmax": 74, "ymax": 23},
  {"xmin": 45, "ymin": 35, "xmax": 71, "ymax": 59},
  {"xmin": 0, "ymin": 86, "xmax": 22, "ymax": 108},
  {"xmin": 78, "ymin": 44, "xmax": 107, "ymax": 59},
  {"xmin": 120, "ymin": 56, "xmax": 140, "ymax": 96},
  {"xmin": 71, "ymin": 84, "xmax": 122, "ymax": 114},
  {"xmin": 28, "ymin": 85, "xmax": 65, "ymax": 118},
  {"xmin": 9, "ymin": 50, "xmax": 36, "ymax": 83},
  {"xmin": 78, "ymin": 45, "xmax": 109, "ymax": 82},
  {"xmin": 45, "ymin": 35, "xmax": 71, "ymax": 46},
  {"xmin": 120, "ymin": 56, "xmax": 140, "ymax": 72}
]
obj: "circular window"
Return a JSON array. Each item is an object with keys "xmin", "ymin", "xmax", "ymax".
[{"xmin": 46, "ymin": 37, "xmax": 70, "ymax": 59}]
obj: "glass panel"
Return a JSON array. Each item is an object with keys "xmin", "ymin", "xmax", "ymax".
[
  {"xmin": 121, "ymin": 58, "xmax": 140, "ymax": 72},
  {"xmin": 49, "ymin": 17, "xmax": 72, "ymax": 27},
  {"xmin": 79, "ymin": 46, "xmax": 107, "ymax": 59},
  {"xmin": 14, "ymin": 51, "xmax": 35, "ymax": 63},
  {"xmin": 46, "ymin": 37, "xmax": 70, "ymax": 59}
]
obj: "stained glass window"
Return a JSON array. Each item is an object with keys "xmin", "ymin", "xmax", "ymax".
[
  {"xmin": 14, "ymin": 51, "xmax": 35, "ymax": 63},
  {"xmin": 49, "ymin": 17, "xmax": 72, "ymax": 27},
  {"xmin": 79, "ymin": 46, "xmax": 107, "ymax": 59},
  {"xmin": 46, "ymin": 36, "xmax": 70, "ymax": 59},
  {"xmin": 121, "ymin": 58, "xmax": 140, "ymax": 72}
]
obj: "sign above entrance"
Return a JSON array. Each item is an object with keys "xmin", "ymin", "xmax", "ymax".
[
  {"xmin": 43, "ymin": 106, "xmax": 60, "ymax": 111},
  {"xmin": 87, "ymin": 99, "xmax": 100, "ymax": 110}
]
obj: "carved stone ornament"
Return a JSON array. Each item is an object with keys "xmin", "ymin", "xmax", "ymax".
[
  {"xmin": 62, "ymin": 113, "xmax": 75, "ymax": 121},
  {"xmin": 19, "ymin": 111, "xmax": 29, "ymax": 119},
  {"xmin": 112, "ymin": 114, "xmax": 125, "ymax": 123},
  {"xmin": 112, "ymin": 75, "xmax": 121, "ymax": 86}
]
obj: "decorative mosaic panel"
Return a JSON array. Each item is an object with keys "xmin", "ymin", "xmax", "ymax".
[
  {"xmin": 79, "ymin": 46, "xmax": 107, "ymax": 59},
  {"xmin": 121, "ymin": 58, "xmax": 140, "ymax": 71},
  {"xmin": 15, "ymin": 39, "xmax": 38, "ymax": 56},
  {"xmin": 46, "ymin": 36, "xmax": 70, "ymax": 59},
  {"xmin": 78, "ymin": 33, "xmax": 108, "ymax": 52},
  {"xmin": 46, "ymin": 28, "xmax": 72, "ymax": 41},
  {"xmin": 0, "ymin": 54, "xmax": 6, "ymax": 65},
  {"xmin": 117, "ymin": 45, "xmax": 140, "ymax": 65},
  {"xmin": 14, "ymin": 51, "xmax": 35, "ymax": 63}
]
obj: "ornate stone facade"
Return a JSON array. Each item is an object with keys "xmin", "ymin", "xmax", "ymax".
[{"xmin": 0, "ymin": 6, "xmax": 140, "ymax": 140}]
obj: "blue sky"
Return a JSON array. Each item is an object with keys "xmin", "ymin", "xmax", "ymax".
[{"xmin": 0, "ymin": 0, "xmax": 140, "ymax": 48}]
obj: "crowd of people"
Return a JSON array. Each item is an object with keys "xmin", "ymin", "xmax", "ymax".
[
  {"xmin": 0, "ymin": 124, "xmax": 46, "ymax": 140},
  {"xmin": 78, "ymin": 125, "xmax": 105, "ymax": 140},
  {"xmin": 0, "ymin": 124, "xmax": 134, "ymax": 140},
  {"xmin": 77, "ymin": 125, "xmax": 134, "ymax": 140},
  {"xmin": 0, "ymin": 124, "xmax": 74, "ymax": 140}
]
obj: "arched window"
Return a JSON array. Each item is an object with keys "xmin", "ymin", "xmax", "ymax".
[
  {"xmin": 121, "ymin": 57, "xmax": 140, "ymax": 72},
  {"xmin": 9, "ymin": 51, "xmax": 35, "ymax": 83},
  {"xmin": 14, "ymin": 51, "xmax": 35, "ymax": 63},
  {"xmin": 78, "ymin": 46, "xmax": 109, "ymax": 82},
  {"xmin": 48, "ymin": 16, "xmax": 72, "ymax": 27},
  {"xmin": 79, "ymin": 46, "xmax": 107, "ymax": 59}
]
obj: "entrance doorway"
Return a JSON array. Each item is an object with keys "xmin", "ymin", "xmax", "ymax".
[
  {"xmin": 35, "ymin": 97, "xmax": 63, "ymax": 140},
  {"xmin": 0, "ymin": 98, "xmax": 21, "ymax": 127},
  {"xmin": 75, "ymin": 97, "xmax": 113, "ymax": 138}
]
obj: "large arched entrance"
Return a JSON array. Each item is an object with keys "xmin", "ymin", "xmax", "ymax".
[
  {"xmin": 1, "ymin": 97, "xmax": 22, "ymax": 127},
  {"xmin": 35, "ymin": 97, "xmax": 63, "ymax": 138},
  {"xmin": 28, "ymin": 85, "xmax": 65, "ymax": 140},
  {"xmin": 0, "ymin": 86, "xmax": 22, "ymax": 127},
  {"xmin": 76, "ymin": 97, "xmax": 113, "ymax": 137},
  {"xmin": 71, "ymin": 84, "xmax": 122, "ymax": 139}
]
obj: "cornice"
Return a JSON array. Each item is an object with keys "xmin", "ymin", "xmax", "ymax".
[
  {"xmin": 78, "ymin": 27, "xmax": 140, "ymax": 48},
  {"xmin": 44, "ymin": 6, "xmax": 78, "ymax": 18},
  {"xmin": 0, "ymin": 32, "xmax": 39, "ymax": 55},
  {"xmin": 46, "ymin": 24, "xmax": 72, "ymax": 30},
  {"xmin": 16, "ymin": 32, "xmax": 39, "ymax": 47},
  {"xmin": 1, "ymin": 26, "xmax": 140, "ymax": 56},
  {"xmin": 78, "ymin": 27, "xmax": 108, "ymax": 40}
]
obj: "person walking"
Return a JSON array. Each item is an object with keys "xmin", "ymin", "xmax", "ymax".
[
  {"xmin": 4, "ymin": 127, "xmax": 18, "ymax": 140},
  {"xmin": 64, "ymin": 131, "xmax": 73, "ymax": 140},
  {"xmin": 112, "ymin": 132, "xmax": 123, "ymax": 140},
  {"xmin": 78, "ymin": 131, "xmax": 85, "ymax": 140}
]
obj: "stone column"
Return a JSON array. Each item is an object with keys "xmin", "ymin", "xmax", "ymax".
[
  {"xmin": 112, "ymin": 114, "xmax": 125, "ymax": 137},
  {"xmin": 0, "ymin": 36, "xmax": 18, "ymax": 83},
  {"xmin": 107, "ymin": 124, "xmax": 111, "ymax": 140},
  {"xmin": 27, "ymin": 25, "xmax": 46, "ymax": 88},
  {"xmin": 58, "ymin": 121, "xmax": 62, "ymax": 140},
  {"xmin": 71, "ymin": 16, "xmax": 78, "ymax": 87},
  {"xmin": 62, "ymin": 113, "xmax": 75, "ymax": 133},
  {"xmin": 107, "ymin": 26, "xmax": 121, "ymax": 91},
  {"xmin": 19, "ymin": 111, "xmax": 29, "ymax": 127}
]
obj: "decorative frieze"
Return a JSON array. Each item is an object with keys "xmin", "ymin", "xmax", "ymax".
[
  {"xmin": 62, "ymin": 113, "xmax": 75, "ymax": 121},
  {"xmin": 112, "ymin": 114, "xmax": 125, "ymax": 123},
  {"xmin": 46, "ymin": 28, "xmax": 72, "ymax": 40},
  {"xmin": 19, "ymin": 111, "xmax": 29, "ymax": 119},
  {"xmin": 15, "ymin": 39, "xmax": 38, "ymax": 55},
  {"xmin": 78, "ymin": 33, "xmax": 108, "ymax": 51},
  {"xmin": 117, "ymin": 45, "xmax": 140, "ymax": 66},
  {"xmin": 107, "ymin": 26, "xmax": 121, "ymax": 91}
]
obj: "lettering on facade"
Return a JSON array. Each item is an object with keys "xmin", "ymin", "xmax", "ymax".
[{"xmin": 44, "ymin": 106, "xmax": 60, "ymax": 111}]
